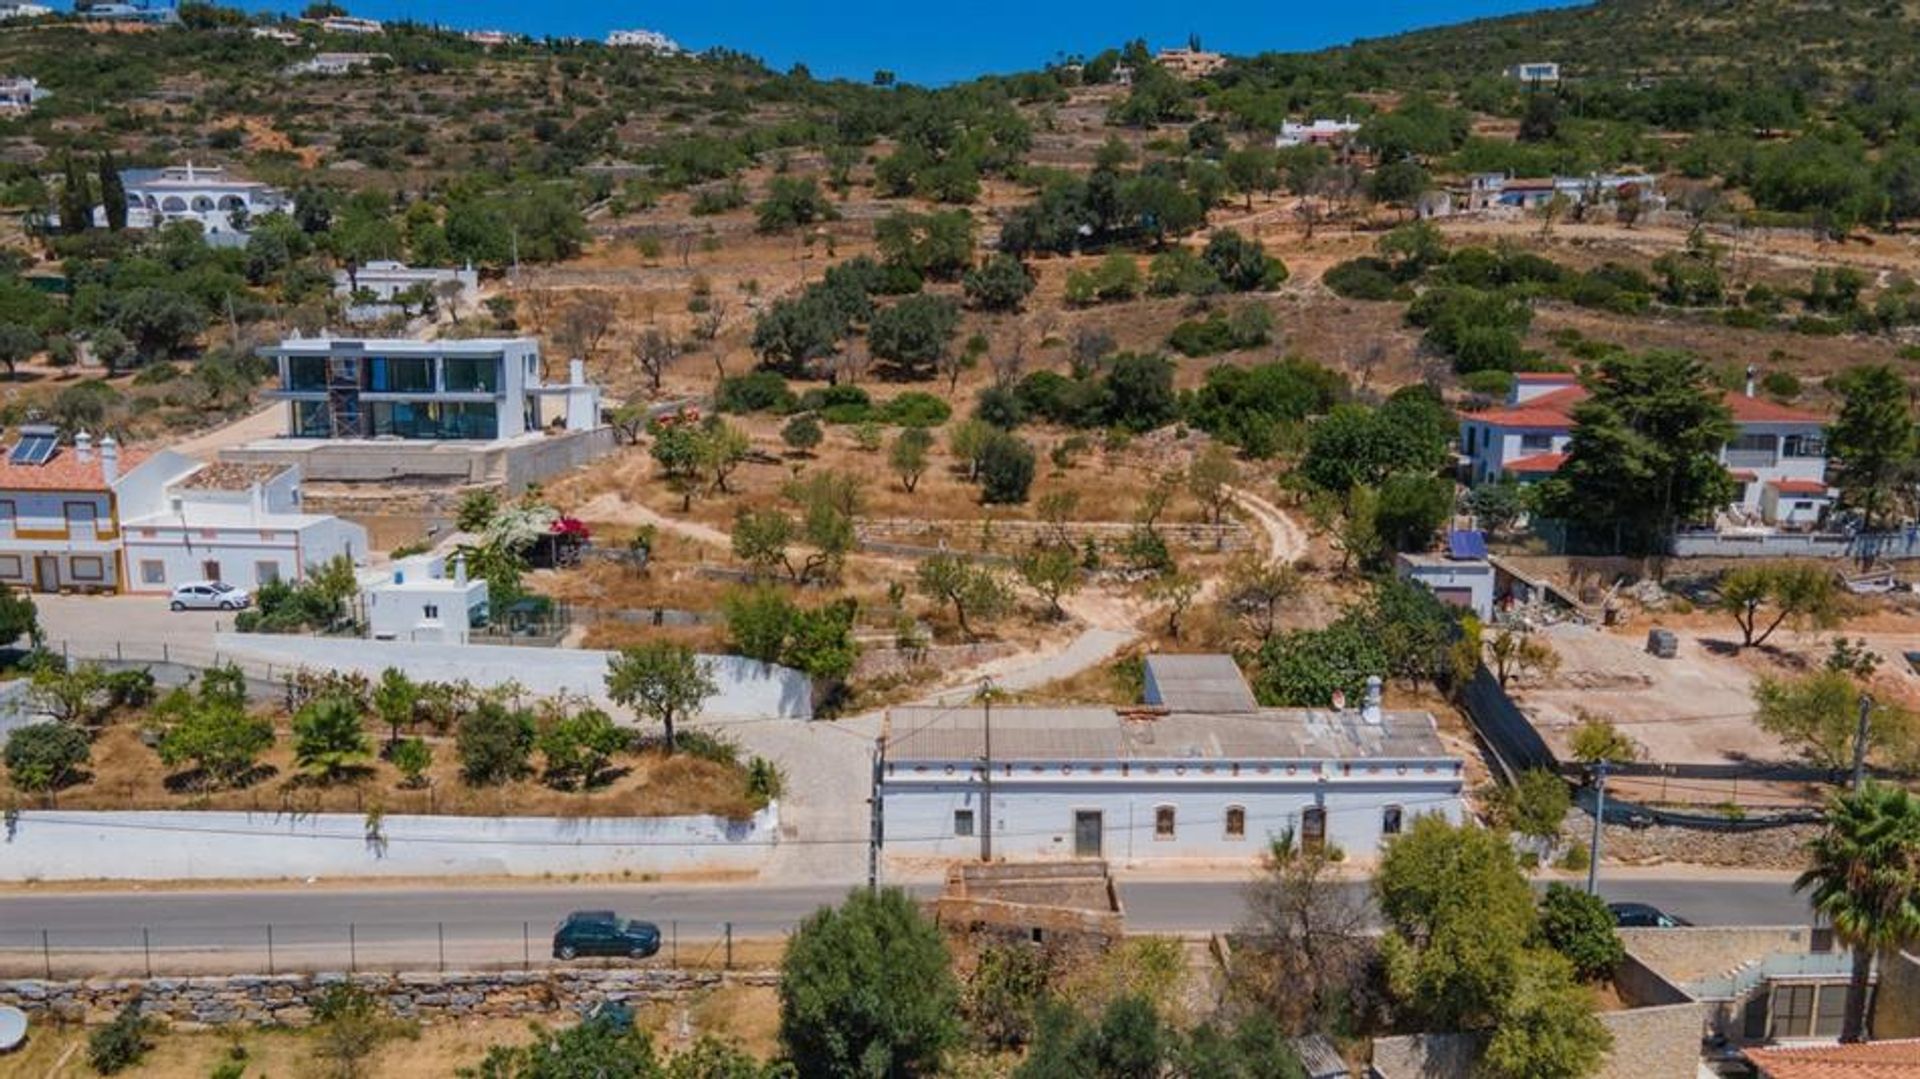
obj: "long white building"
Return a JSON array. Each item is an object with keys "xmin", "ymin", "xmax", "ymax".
[
  {"xmin": 880, "ymin": 657, "xmax": 1463, "ymax": 865},
  {"xmin": 121, "ymin": 461, "xmax": 367, "ymax": 594}
]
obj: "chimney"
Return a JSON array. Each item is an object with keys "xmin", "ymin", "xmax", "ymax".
[
  {"xmin": 99, "ymin": 434, "xmax": 119, "ymax": 485},
  {"xmin": 568, "ymin": 357, "xmax": 585, "ymax": 387},
  {"xmin": 1745, "ymin": 364, "xmax": 1757, "ymax": 398},
  {"xmin": 74, "ymin": 430, "xmax": 92, "ymax": 463},
  {"xmin": 1361, "ymin": 676, "xmax": 1384, "ymax": 725},
  {"xmin": 249, "ymin": 481, "xmax": 265, "ymax": 518}
]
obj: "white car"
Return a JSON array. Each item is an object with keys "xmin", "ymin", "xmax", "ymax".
[{"xmin": 169, "ymin": 581, "xmax": 252, "ymax": 612}]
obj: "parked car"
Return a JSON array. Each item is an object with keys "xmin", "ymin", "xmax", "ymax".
[
  {"xmin": 1608, "ymin": 901, "xmax": 1691, "ymax": 928},
  {"xmin": 552, "ymin": 910, "xmax": 661, "ymax": 960},
  {"xmin": 169, "ymin": 581, "xmax": 251, "ymax": 612}
]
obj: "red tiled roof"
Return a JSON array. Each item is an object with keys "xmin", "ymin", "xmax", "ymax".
[
  {"xmin": 1770, "ymin": 479, "xmax": 1831, "ymax": 496},
  {"xmin": 1504, "ymin": 451, "xmax": 1567, "ymax": 474},
  {"xmin": 1746, "ymin": 1038, "xmax": 1920, "ymax": 1079},
  {"xmin": 1729, "ymin": 470, "xmax": 1759, "ymax": 482},
  {"xmin": 0, "ymin": 449, "xmax": 151, "ymax": 492},
  {"xmin": 1461, "ymin": 387, "xmax": 1822, "ymax": 430}
]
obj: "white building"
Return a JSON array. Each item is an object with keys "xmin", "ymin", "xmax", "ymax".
[
  {"xmin": 1276, "ymin": 117, "xmax": 1360, "ymax": 149},
  {"xmin": 285, "ymin": 51, "xmax": 389, "ymax": 76},
  {"xmin": 1505, "ymin": 61, "xmax": 1561, "ymax": 83},
  {"xmin": 336, "ymin": 261, "xmax": 478, "ymax": 322},
  {"xmin": 463, "ymin": 29, "xmax": 516, "ymax": 46},
  {"xmin": 249, "ymin": 26, "xmax": 302, "ymax": 44},
  {"xmin": 605, "ymin": 27, "xmax": 683, "ymax": 52},
  {"xmin": 0, "ymin": 76, "xmax": 45, "ymax": 115},
  {"xmin": 80, "ymin": 1, "xmax": 179, "ymax": 24},
  {"xmin": 362, "ymin": 553, "xmax": 488, "ymax": 644},
  {"xmin": 880, "ymin": 661, "xmax": 1463, "ymax": 865},
  {"xmin": 1396, "ymin": 540, "xmax": 1496, "ymax": 622},
  {"xmin": 0, "ymin": 429, "xmax": 193, "ymax": 594},
  {"xmin": 313, "ymin": 15, "xmax": 383, "ymax": 34},
  {"xmin": 261, "ymin": 336, "xmax": 600, "ymax": 443},
  {"xmin": 93, "ymin": 163, "xmax": 289, "ymax": 239},
  {"xmin": 120, "ymin": 461, "xmax": 368, "ymax": 594},
  {"xmin": 1459, "ymin": 372, "xmax": 1830, "ymax": 523},
  {"xmin": 0, "ymin": 3, "xmax": 53, "ymax": 20},
  {"xmin": 1465, "ymin": 172, "xmax": 1660, "ymax": 212}
]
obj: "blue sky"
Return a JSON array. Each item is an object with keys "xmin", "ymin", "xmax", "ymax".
[{"xmin": 223, "ymin": 0, "xmax": 1588, "ymax": 85}]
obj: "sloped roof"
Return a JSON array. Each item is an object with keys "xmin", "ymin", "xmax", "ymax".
[
  {"xmin": 1504, "ymin": 451, "xmax": 1568, "ymax": 474},
  {"xmin": 1770, "ymin": 478, "xmax": 1831, "ymax": 496},
  {"xmin": 1143, "ymin": 653, "xmax": 1260, "ymax": 713},
  {"xmin": 0, "ymin": 448, "xmax": 152, "ymax": 492},
  {"xmin": 1746, "ymin": 1038, "xmax": 1920, "ymax": 1079},
  {"xmin": 1462, "ymin": 387, "xmax": 1822, "ymax": 430},
  {"xmin": 884, "ymin": 707, "xmax": 1450, "ymax": 762}
]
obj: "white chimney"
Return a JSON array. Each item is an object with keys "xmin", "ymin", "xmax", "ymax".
[
  {"xmin": 1745, "ymin": 364, "xmax": 1757, "ymax": 398},
  {"xmin": 454, "ymin": 555, "xmax": 468, "ymax": 586},
  {"xmin": 74, "ymin": 430, "xmax": 92, "ymax": 463},
  {"xmin": 1362, "ymin": 676, "xmax": 1384, "ymax": 725},
  {"xmin": 99, "ymin": 434, "xmax": 119, "ymax": 484},
  {"xmin": 568, "ymin": 358, "xmax": 585, "ymax": 386}
]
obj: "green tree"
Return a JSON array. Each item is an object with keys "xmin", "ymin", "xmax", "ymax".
[
  {"xmin": 537, "ymin": 708, "xmax": 628, "ymax": 790},
  {"xmin": 779, "ymin": 887, "xmax": 962, "ymax": 1079},
  {"xmin": 30, "ymin": 660, "xmax": 110, "ymax": 727},
  {"xmin": 4, "ymin": 721, "xmax": 90, "ymax": 795},
  {"xmin": 977, "ymin": 430, "xmax": 1036, "ymax": 504},
  {"xmin": 106, "ymin": 287, "xmax": 207, "ymax": 362},
  {"xmin": 1373, "ymin": 473, "xmax": 1453, "ymax": 553},
  {"xmin": 1718, "ymin": 562, "xmax": 1839, "ymax": 648},
  {"xmin": 756, "ymin": 176, "xmax": 837, "ymax": 233},
  {"xmin": 869, "ymin": 295, "xmax": 960, "ymax": 380},
  {"xmin": 465, "ymin": 1017, "xmax": 664, "ymax": 1079},
  {"xmin": 155, "ymin": 689, "xmax": 275, "ymax": 790},
  {"xmin": 87, "ymin": 998, "xmax": 152, "ymax": 1075},
  {"xmin": 456, "ymin": 701, "xmax": 536, "ymax": 786},
  {"xmin": 292, "ymin": 693, "xmax": 370, "ymax": 782},
  {"xmin": 1537, "ymin": 351, "xmax": 1736, "ymax": 553},
  {"xmin": 962, "ymin": 254, "xmax": 1035, "ymax": 312},
  {"xmin": 1104, "ymin": 353, "xmax": 1176, "ymax": 432},
  {"xmin": 1494, "ymin": 768, "xmax": 1572, "ymax": 842},
  {"xmin": 0, "ymin": 323, "xmax": 41, "ymax": 380},
  {"xmin": 1479, "ymin": 949, "xmax": 1612, "ymax": 1079},
  {"xmin": 1796, "ymin": 782, "xmax": 1920, "ymax": 1042},
  {"xmin": 0, "ymin": 586, "xmax": 38, "ymax": 647},
  {"xmin": 98, "ymin": 152, "xmax": 128, "ymax": 232},
  {"xmin": 874, "ymin": 210, "xmax": 976, "ymax": 280},
  {"xmin": 605, "ymin": 642, "xmax": 717, "ymax": 755},
  {"xmin": 781, "ymin": 414, "xmax": 825, "ymax": 456},
  {"xmin": 391, "ymin": 737, "xmax": 432, "ymax": 789},
  {"xmin": 1755, "ymin": 669, "xmax": 1915, "ymax": 772},
  {"xmin": 1568, "ymin": 715, "xmax": 1637, "ymax": 765},
  {"xmin": 917, "ymin": 553, "xmax": 1012, "ymax": 640},
  {"xmin": 1016, "ymin": 546, "xmax": 1081, "ymax": 619},
  {"xmin": 372, "ymin": 667, "xmax": 419, "ymax": 750},
  {"xmin": 1827, "ymin": 365, "xmax": 1915, "ymax": 532},
  {"xmin": 889, "ymin": 427, "xmax": 933, "ymax": 493},
  {"xmin": 1202, "ymin": 229, "xmax": 1286, "ymax": 292},
  {"xmin": 1538, "ymin": 883, "xmax": 1626, "ymax": 982}
]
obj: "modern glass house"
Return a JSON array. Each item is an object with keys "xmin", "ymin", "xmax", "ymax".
[{"xmin": 260, "ymin": 336, "xmax": 599, "ymax": 443}]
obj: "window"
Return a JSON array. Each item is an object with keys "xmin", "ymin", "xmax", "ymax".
[
  {"xmin": 1224, "ymin": 806, "xmax": 1246, "ymax": 838},
  {"xmin": 1520, "ymin": 433, "xmax": 1554, "ymax": 451},
  {"xmin": 69, "ymin": 556, "xmax": 105, "ymax": 581},
  {"xmin": 1154, "ymin": 805, "xmax": 1176, "ymax": 839},
  {"xmin": 1464, "ymin": 428, "xmax": 1477, "ymax": 454},
  {"xmin": 422, "ymin": 604, "xmax": 440, "ymax": 620},
  {"xmin": 953, "ymin": 809, "xmax": 975, "ymax": 837},
  {"xmin": 140, "ymin": 560, "xmax": 165, "ymax": 585},
  {"xmin": 0, "ymin": 555, "xmax": 21, "ymax": 579},
  {"xmin": 1795, "ymin": 501, "xmax": 1815, "ymax": 512},
  {"xmin": 368, "ymin": 356, "xmax": 435, "ymax": 393},
  {"xmin": 255, "ymin": 561, "xmax": 280, "ymax": 586},
  {"xmin": 285, "ymin": 356, "xmax": 328, "ymax": 391},
  {"xmin": 443, "ymin": 356, "xmax": 502, "ymax": 393},
  {"xmin": 1383, "ymin": 805, "xmax": 1404, "ymax": 836},
  {"xmin": 0, "ymin": 500, "xmax": 15, "ymax": 530},
  {"xmin": 1770, "ymin": 984, "xmax": 1816, "ymax": 1040},
  {"xmin": 1783, "ymin": 434, "xmax": 1826, "ymax": 459},
  {"xmin": 1813, "ymin": 983, "xmax": 1849, "ymax": 1038},
  {"xmin": 292, "ymin": 400, "xmax": 331, "ymax": 438}
]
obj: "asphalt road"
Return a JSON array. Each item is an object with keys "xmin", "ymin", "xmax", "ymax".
[{"xmin": 0, "ymin": 873, "xmax": 1812, "ymax": 976}]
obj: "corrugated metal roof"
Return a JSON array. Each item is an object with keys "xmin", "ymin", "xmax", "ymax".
[
  {"xmin": 885, "ymin": 706, "xmax": 1449, "ymax": 763},
  {"xmin": 1143, "ymin": 654, "xmax": 1260, "ymax": 713}
]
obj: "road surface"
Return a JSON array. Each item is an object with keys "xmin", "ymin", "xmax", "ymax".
[{"xmin": 0, "ymin": 873, "xmax": 1810, "ymax": 977}]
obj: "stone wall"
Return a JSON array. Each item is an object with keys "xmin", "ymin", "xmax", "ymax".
[
  {"xmin": 1617, "ymin": 927, "xmax": 1816, "ymax": 985},
  {"xmin": 852, "ymin": 641, "xmax": 1019, "ymax": 682},
  {"xmin": 0, "ymin": 968, "xmax": 778, "ymax": 1028},
  {"xmin": 856, "ymin": 518, "xmax": 1256, "ymax": 554},
  {"xmin": 1872, "ymin": 948, "xmax": 1920, "ymax": 1038},
  {"xmin": 1370, "ymin": 1002, "xmax": 1707, "ymax": 1079},
  {"xmin": 1559, "ymin": 808, "xmax": 1822, "ymax": 870}
]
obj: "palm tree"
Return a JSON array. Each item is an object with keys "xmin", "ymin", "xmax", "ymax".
[{"xmin": 1795, "ymin": 781, "xmax": 1920, "ymax": 1042}]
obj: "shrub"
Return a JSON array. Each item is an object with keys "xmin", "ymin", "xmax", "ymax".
[
  {"xmin": 1323, "ymin": 257, "xmax": 1404, "ymax": 300},
  {"xmin": 1461, "ymin": 369, "xmax": 1516, "ymax": 398},
  {"xmin": 781, "ymin": 414, "xmax": 825, "ymax": 454},
  {"xmin": 1539, "ymin": 882, "xmax": 1625, "ymax": 981},
  {"xmin": 977, "ymin": 431, "xmax": 1037, "ymax": 504},
  {"xmin": 4, "ymin": 721, "xmax": 90, "ymax": 793},
  {"xmin": 797, "ymin": 384, "xmax": 875, "ymax": 424},
  {"xmin": 456, "ymin": 702, "xmax": 536, "ymax": 786},
  {"xmin": 88, "ymin": 999, "xmax": 153, "ymax": 1075},
  {"xmin": 877, "ymin": 391, "xmax": 952, "ymax": 427},
  {"xmin": 716, "ymin": 371, "xmax": 797, "ymax": 414}
]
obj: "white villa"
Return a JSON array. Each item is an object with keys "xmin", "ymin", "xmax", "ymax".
[
  {"xmin": 362, "ymin": 553, "xmax": 488, "ymax": 644},
  {"xmin": 62, "ymin": 163, "xmax": 291, "ymax": 240},
  {"xmin": 0, "ymin": 3, "xmax": 53, "ymax": 20},
  {"xmin": 285, "ymin": 51, "xmax": 389, "ymax": 76},
  {"xmin": 1460, "ymin": 372, "xmax": 1832, "ymax": 525},
  {"xmin": 1276, "ymin": 117, "xmax": 1361, "ymax": 148},
  {"xmin": 606, "ymin": 27, "xmax": 682, "ymax": 52},
  {"xmin": 336, "ymin": 261, "xmax": 478, "ymax": 322},
  {"xmin": 1464, "ymin": 172, "xmax": 1660, "ymax": 212},
  {"xmin": 311, "ymin": 15, "xmax": 382, "ymax": 34},
  {"xmin": 1506, "ymin": 61, "xmax": 1561, "ymax": 83},
  {"xmin": 260, "ymin": 336, "xmax": 600, "ymax": 443},
  {"xmin": 880, "ymin": 657, "xmax": 1463, "ymax": 865},
  {"xmin": 249, "ymin": 26, "xmax": 302, "ymax": 44}
]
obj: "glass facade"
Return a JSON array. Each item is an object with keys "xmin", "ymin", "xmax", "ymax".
[
  {"xmin": 292, "ymin": 399, "xmax": 330, "ymax": 437},
  {"xmin": 443, "ymin": 356, "xmax": 501, "ymax": 393},
  {"xmin": 286, "ymin": 356, "xmax": 328, "ymax": 391},
  {"xmin": 369, "ymin": 401, "xmax": 499, "ymax": 440},
  {"xmin": 368, "ymin": 356, "xmax": 435, "ymax": 393}
]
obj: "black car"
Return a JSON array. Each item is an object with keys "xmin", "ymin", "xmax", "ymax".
[
  {"xmin": 552, "ymin": 910, "xmax": 662, "ymax": 960},
  {"xmin": 1608, "ymin": 901, "xmax": 1692, "ymax": 928}
]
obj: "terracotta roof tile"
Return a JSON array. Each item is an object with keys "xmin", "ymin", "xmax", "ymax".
[
  {"xmin": 1461, "ymin": 388, "xmax": 1823, "ymax": 429},
  {"xmin": 1726, "ymin": 393, "xmax": 1826, "ymax": 423},
  {"xmin": 1770, "ymin": 479, "xmax": 1831, "ymax": 496},
  {"xmin": 1747, "ymin": 1038, "xmax": 1920, "ymax": 1078},
  {"xmin": 1504, "ymin": 452, "xmax": 1568, "ymax": 474},
  {"xmin": 0, "ymin": 448, "xmax": 151, "ymax": 492}
]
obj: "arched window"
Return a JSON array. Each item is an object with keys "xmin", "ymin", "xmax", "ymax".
[
  {"xmin": 1154, "ymin": 805, "xmax": 1176, "ymax": 840},
  {"xmin": 1224, "ymin": 805, "xmax": 1246, "ymax": 839}
]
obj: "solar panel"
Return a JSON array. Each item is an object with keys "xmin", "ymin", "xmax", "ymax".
[
  {"xmin": 8, "ymin": 432, "xmax": 55, "ymax": 466},
  {"xmin": 1448, "ymin": 529, "xmax": 1489, "ymax": 560}
]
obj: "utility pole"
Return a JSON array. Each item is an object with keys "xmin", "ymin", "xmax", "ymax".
[
  {"xmin": 1851, "ymin": 693, "xmax": 1874, "ymax": 790},
  {"xmin": 980, "ymin": 676, "xmax": 994, "ymax": 863},
  {"xmin": 1586, "ymin": 759, "xmax": 1609, "ymax": 896},
  {"xmin": 867, "ymin": 739, "xmax": 884, "ymax": 892}
]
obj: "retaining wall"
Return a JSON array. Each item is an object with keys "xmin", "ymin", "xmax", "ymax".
[
  {"xmin": 0, "ymin": 805, "xmax": 779, "ymax": 881},
  {"xmin": 856, "ymin": 518, "xmax": 1256, "ymax": 553},
  {"xmin": 0, "ymin": 968, "xmax": 779, "ymax": 1026}
]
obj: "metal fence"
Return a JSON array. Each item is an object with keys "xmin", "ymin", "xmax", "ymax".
[{"xmin": 0, "ymin": 918, "xmax": 794, "ymax": 980}]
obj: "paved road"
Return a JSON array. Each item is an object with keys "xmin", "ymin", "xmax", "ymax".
[{"xmin": 0, "ymin": 873, "xmax": 1811, "ymax": 973}]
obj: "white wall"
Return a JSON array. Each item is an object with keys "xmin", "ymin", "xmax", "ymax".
[
  {"xmin": 213, "ymin": 634, "xmax": 815, "ymax": 720},
  {"xmin": 0, "ymin": 806, "xmax": 779, "ymax": 881},
  {"xmin": 881, "ymin": 772, "xmax": 1464, "ymax": 864},
  {"xmin": 124, "ymin": 532, "xmax": 302, "ymax": 592},
  {"xmin": 1397, "ymin": 560, "xmax": 1495, "ymax": 621},
  {"xmin": 366, "ymin": 581, "xmax": 487, "ymax": 643}
]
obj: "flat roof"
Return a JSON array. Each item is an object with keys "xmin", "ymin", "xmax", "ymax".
[
  {"xmin": 261, "ymin": 336, "xmax": 536, "ymax": 357},
  {"xmin": 124, "ymin": 503, "xmax": 332, "ymax": 530},
  {"xmin": 1142, "ymin": 654, "xmax": 1260, "ymax": 713},
  {"xmin": 175, "ymin": 461, "xmax": 293, "ymax": 491},
  {"xmin": 886, "ymin": 706, "xmax": 1451, "ymax": 763}
]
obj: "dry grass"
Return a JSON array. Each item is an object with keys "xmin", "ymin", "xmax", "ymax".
[{"xmin": 22, "ymin": 721, "xmax": 766, "ymax": 820}]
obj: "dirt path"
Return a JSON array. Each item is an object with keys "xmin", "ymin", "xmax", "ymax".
[
  {"xmin": 574, "ymin": 491, "xmax": 734, "ymax": 549},
  {"xmin": 1230, "ymin": 485, "xmax": 1309, "ymax": 565}
]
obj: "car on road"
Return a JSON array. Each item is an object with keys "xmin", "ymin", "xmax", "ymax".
[
  {"xmin": 169, "ymin": 581, "xmax": 251, "ymax": 612},
  {"xmin": 1608, "ymin": 901, "xmax": 1691, "ymax": 928},
  {"xmin": 552, "ymin": 910, "xmax": 661, "ymax": 960}
]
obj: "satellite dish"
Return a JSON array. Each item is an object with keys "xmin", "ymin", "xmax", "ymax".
[{"xmin": 0, "ymin": 1006, "xmax": 27, "ymax": 1053}]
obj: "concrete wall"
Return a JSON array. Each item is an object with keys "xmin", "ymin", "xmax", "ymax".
[
  {"xmin": 1617, "ymin": 926, "xmax": 1817, "ymax": 985},
  {"xmin": 1370, "ymin": 1002, "xmax": 1707, "ymax": 1079},
  {"xmin": 212, "ymin": 633, "xmax": 814, "ymax": 720},
  {"xmin": 1874, "ymin": 948, "xmax": 1920, "ymax": 1038},
  {"xmin": 2, "ymin": 968, "xmax": 778, "ymax": 1026},
  {"xmin": 0, "ymin": 805, "xmax": 779, "ymax": 881},
  {"xmin": 123, "ymin": 516, "xmax": 367, "ymax": 594},
  {"xmin": 223, "ymin": 426, "xmax": 613, "ymax": 494}
]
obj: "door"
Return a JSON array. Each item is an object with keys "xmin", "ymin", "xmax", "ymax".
[
  {"xmin": 202, "ymin": 560, "xmax": 221, "ymax": 583},
  {"xmin": 1073, "ymin": 810, "xmax": 1103, "ymax": 859},
  {"xmin": 1302, "ymin": 806, "xmax": 1327, "ymax": 853},
  {"xmin": 32, "ymin": 556, "xmax": 57, "ymax": 593}
]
